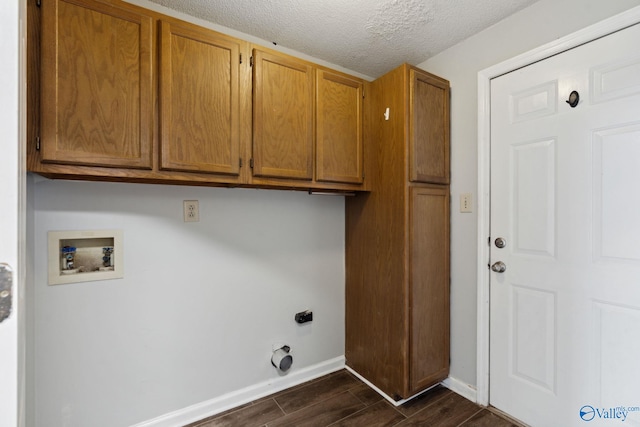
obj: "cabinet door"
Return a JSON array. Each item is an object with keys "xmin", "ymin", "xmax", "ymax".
[
  {"xmin": 41, "ymin": 0, "xmax": 153, "ymax": 169},
  {"xmin": 409, "ymin": 70, "xmax": 450, "ymax": 184},
  {"xmin": 316, "ymin": 70, "xmax": 363, "ymax": 184},
  {"xmin": 159, "ymin": 21, "xmax": 241, "ymax": 175},
  {"xmin": 409, "ymin": 185, "xmax": 450, "ymax": 393},
  {"xmin": 252, "ymin": 49, "xmax": 314, "ymax": 180}
]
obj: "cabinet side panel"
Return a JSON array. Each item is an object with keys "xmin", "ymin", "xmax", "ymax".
[
  {"xmin": 27, "ymin": 0, "xmax": 41, "ymax": 172},
  {"xmin": 346, "ymin": 66, "xmax": 408, "ymax": 399},
  {"xmin": 409, "ymin": 70, "xmax": 450, "ymax": 184},
  {"xmin": 409, "ymin": 185, "xmax": 450, "ymax": 392}
]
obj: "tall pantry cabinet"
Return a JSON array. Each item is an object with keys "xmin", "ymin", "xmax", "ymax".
[{"xmin": 345, "ymin": 64, "xmax": 450, "ymax": 400}]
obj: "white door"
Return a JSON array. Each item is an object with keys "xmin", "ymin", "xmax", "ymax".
[
  {"xmin": 490, "ymin": 23, "xmax": 640, "ymax": 427},
  {"xmin": 0, "ymin": 1, "xmax": 22, "ymax": 426}
]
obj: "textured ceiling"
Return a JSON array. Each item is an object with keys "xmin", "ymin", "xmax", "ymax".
[{"xmin": 147, "ymin": 0, "xmax": 540, "ymax": 78}]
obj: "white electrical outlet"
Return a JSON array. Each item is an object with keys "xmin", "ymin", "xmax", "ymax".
[
  {"xmin": 183, "ymin": 200, "xmax": 200, "ymax": 222},
  {"xmin": 460, "ymin": 193, "xmax": 472, "ymax": 213}
]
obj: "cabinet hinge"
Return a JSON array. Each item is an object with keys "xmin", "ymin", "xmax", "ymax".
[
  {"xmin": 239, "ymin": 158, "xmax": 243, "ymax": 168},
  {"xmin": 249, "ymin": 56, "xmax": 253, "ymax": 67},
  {"xmin": 250, "ymin": 158, "xmax": 254, "ymax": 168},
  {"xmin": 239, "ymin": 54, "xmax": 242, "ymax": 64},
  {"xmin": 36, "ymin": 136, "xmax": 41, "ymax": 151},
  {"xmin": 36, "ymin": 0, "xmax": 41, "ymax": 7},
  {"xmin": 362, "ymin": 88, "xmax": 365, "ymax": 99}
]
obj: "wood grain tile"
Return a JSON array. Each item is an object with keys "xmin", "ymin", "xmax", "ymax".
[
  {"xmin": 183, "ymin": 402, "xmax": 254, "ymax": 427},
  {"xmin": 274, "ymin": 371, "xmax": 360, "ymax": 414},
  {"xmin": 349, "ymin": 383, "xmax": 384, "ymax": 406},
  {"xmin": 395, "ymin": 385, "xmax": 452, "ymax": 417},
  {"xmin": 328, "ymin": 400, "xmax": 406, "ymax": 426},
  {"xmin": 267, "ymin": 391, "xmax": 365, "ymax": 427},
  {"xmin": 193, "ymin": 399, "xmax": 284, "ymax": 427},
  {"xmin": 184, "ymin": 370, "xmax": 524, "ymax": 427},
  {"xmin": 394, "ymin": 392, "xmax": 481, "ymax": 426},
  {"xmin": 463, "ymin": 409, "xmax": 524, "ymax": 427},
  {"xmin": 254, "ymin": 373, "xmax": 330, "ymax": 404}
]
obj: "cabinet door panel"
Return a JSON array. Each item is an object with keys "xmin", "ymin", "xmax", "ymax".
[
  {"xmin": 316, "ymin": 71, "xmax": 363, "ymax": 184},
  {"xmin": 409, "ymin": 185, "xmax": 450, "ymax": 392},
  {"xmin": 252, "ymin": 49, "xmax": 314, "ymax": 180},
  {"xmin": 41, "ymin": 0, "xmax": 153, "ymax": 169},
  {"xmin": 409, "ymin": 70, "xmax": 450, "ymax": 184},
  {"xmin": 159, "ymin": 21, "xmax": 241, "ymax": 175}
]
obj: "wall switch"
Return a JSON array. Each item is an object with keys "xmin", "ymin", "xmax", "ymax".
[
  {"xmin": 183, "ymin": 200, "xmax": 200, "ymax": 222},
  {"xmin": 460, "ymin": 193, "xmax": 472, "ymax": 213}
]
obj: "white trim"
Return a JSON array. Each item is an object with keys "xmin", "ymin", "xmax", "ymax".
[
  {"xmin": 130, "ymin": 356, "xmax": 345, "ymax": 427},
  {"xmin": 344, "ymin": 366, "xmax": 440, "ymax": 407},
  {"xmin": 476, "ymin": 4, "xmax": 640, "ymax": 409},
  {"xmin": 476, "ymin": 66, "xmax": 492, "ymax": 407},
  {"xmin": 442, "ymin": 376, "xmax": 477, "ymax": 403},
  {"xmin": 18, "ymin": 0, "xmax": 27, "ymax": 425}
]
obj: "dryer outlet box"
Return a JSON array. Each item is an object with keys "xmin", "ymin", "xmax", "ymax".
[{"xmin": 295, "ymin": 310, "xmax": 313, "ymax": 323}]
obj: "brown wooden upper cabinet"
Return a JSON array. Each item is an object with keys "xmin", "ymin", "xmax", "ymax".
[
  {"xmin": 409, "ymin": 69, "xmax": 450, "ymax": 184},
  {"xmin": 159, "ymin": 21, "xmax": 241, "ymax": 176},
  {"xmin": 252, "ymin": 48, "xmax": 315, "ymax": 180},
  {"xmin": 40, "ymin": 0, "xmax": 154, "ymax": 169},
  {"xmin": 316, "ymin": 70, "xmax": 364, "ymax": 184},
  {"xmin": 30, "ymin": 0, "xmax": 366, "ymax": 191},
  {"xmin": 251, "ymin": 47, "xmax": 365, "ymax": 187}
]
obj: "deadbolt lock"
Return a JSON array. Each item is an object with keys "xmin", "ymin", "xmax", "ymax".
[{"xmin": 495, "ymin": 237, "xmax": 507, "ymax": 248}]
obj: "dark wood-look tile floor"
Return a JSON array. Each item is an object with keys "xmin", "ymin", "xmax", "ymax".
[{"xmin": 185, "ymin": 370, "xmax": 527, "ymax": 427}]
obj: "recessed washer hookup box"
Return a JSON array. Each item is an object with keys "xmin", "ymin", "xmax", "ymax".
[{"xmin": 47, "ymin": 230, "xmax": 123, "ymax": 285}]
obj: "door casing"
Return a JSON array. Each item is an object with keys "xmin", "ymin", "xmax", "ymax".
[{"xmin": 476, "ymin": 5, "xmax": 640, "ymax": 407}]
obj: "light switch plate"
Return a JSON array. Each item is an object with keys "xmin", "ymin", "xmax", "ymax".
[{"xmin": 460, "ymin": 193, "xmax": 472, "ymax": 213}]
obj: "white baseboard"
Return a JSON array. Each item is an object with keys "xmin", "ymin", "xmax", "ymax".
[
  {"xmin": 442, "ymin": 376, "xmax": 478, "ymax": 404},
  {"xmin": 131, "ymin": 356, "xmax": 346, "ymax": 427}
]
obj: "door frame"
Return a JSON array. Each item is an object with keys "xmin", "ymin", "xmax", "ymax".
[
  {"xmin": 476, "ymin": 5, "xmax": 640, "ymax": 407},
  {"xmin": 0, "ymin": 0, "xmax": 27, "ymax": 425}
]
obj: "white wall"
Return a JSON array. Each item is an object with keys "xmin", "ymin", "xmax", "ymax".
[
  {"xmin": 418, "ymin": 0, "xmax": 640, "ymax": 389},
  {"xmin": 30, "ymin": 179, "xmax": 345, "ymax": 426},
  {"xmin": 28, "ymin": 2, "xmax": 357, "ymax": 425}
]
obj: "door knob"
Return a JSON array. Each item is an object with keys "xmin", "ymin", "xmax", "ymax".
[{"xmin": 491, "ymin": 261, "xmax": 507, "ymax": 273}]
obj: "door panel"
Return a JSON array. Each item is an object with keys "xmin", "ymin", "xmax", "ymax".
[
  {"xmin": 316, "ymin": 70, "xmax": 363, "ymax": 184},
  {"xmin": 593, "ymin": 124, "xmax": 640, "ymax": 261},
  {"xmin": 252, "ymin": 49, "xmax": 314, "ymax": 180},
  {"xmin": 510, "ymin": 284, "xmax": 556, "ymax": 393},
  {"xmin": 159, "ymin": 21, "xmax": 241, "ymax": 175},
  {"xmin": 490, "ymin": 23, "xmax": 640, "ymax": 427},
  {"xmin": 41, "ymin": 0, "xmax": 153, "ymax": 169},
  {"xmin": 409, "ymin": 186, "xmax": 450, "ymax": 392},
  {"xmin": 409, "ymin": 70, "xmax": 450, "ymax": 184},
  {"xmin": 511, "ymin": 138, "xmax": 556, "ymax": 257}
]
